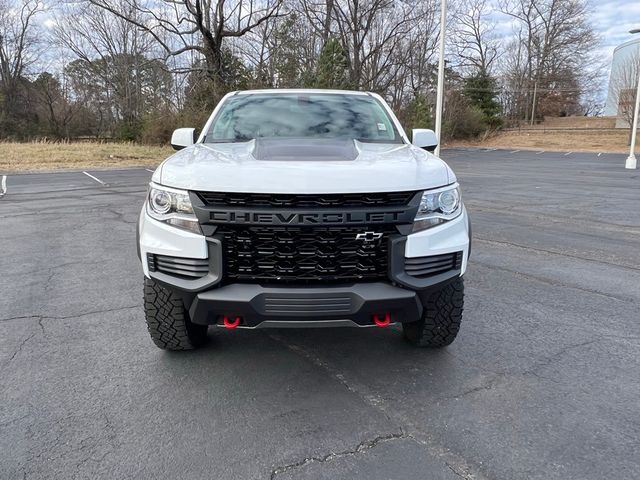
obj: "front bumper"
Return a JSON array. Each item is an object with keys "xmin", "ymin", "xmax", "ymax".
[
  {"xmin": 189, "ymin": 282, "xmax": 422, "ymax": 328},
  {"xmin": 138, "ymin": 205, "xmax": 470, "ymax": 327}
]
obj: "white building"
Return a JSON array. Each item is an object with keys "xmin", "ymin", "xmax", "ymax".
[{"xmin": 605, "ymin": 37, "xmax": 640, "ymax": 126}]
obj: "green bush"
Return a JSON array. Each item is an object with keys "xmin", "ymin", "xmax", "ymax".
[
  {"xmin": 445, "ymin": 105, "xmax": 488, "ymax": 139},
  {"xmin": 140, "ymin": 111, "xmax": 179, "ymax": 144},
  {"xmin": 406, "ymin": 93, "xmax": 433, "ymax": 138},
  {"xmin": 442, "ymin": 91, "xmax": 488, "ymax": 139},
  {"xmin": 115, "ymin": 121, "xmax": 143, "ymax": 142}
]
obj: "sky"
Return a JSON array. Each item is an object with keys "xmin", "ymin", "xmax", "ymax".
[
  {"xmin": 546, "ymin": 0, "xmax": 640, "ymax": 105},
  {"xmin": 591, "ymin": 0, "xmax": 640, "ymax": 59},
  {"xmin": 487, "ymin": 0, "xmax": 640, "ymax": 64}
]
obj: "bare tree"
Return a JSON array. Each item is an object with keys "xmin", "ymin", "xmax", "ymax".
[
  {"xmin": 238, "ymin": 9, "xmax": 320, "ymax": 88},
  {"xmin": 329, "ymin": 0, "xmax": 430, "ymax": 90},
  {"xmin": 499, "ymin": 0, "xmax": 599, "ymax": 122},
  {"xmin": 32, "ymin": 72, "xmax": 82, "ymax": 138},
  {"xmin": 300, "ymin": 0, "xmax": 335, "ymax": 43},
  {"xmin": 84, "ymin": 0, "xmax": 284, "ymax": 84},
  {"xmin": 0, "ymin": 0, "xmax": 43, "ymax": 134},
  {"xmin": 0, "ymin": 0, "xmax": 42, "ymax": 85},
  {"xmin": 453, "ymin": 0, "xmax": 500, "ymax": 75},
  {"xmin": 0, "ymin": 0, "xmax": 609, "ymax": 142},
  {"xmin": 53, "ymin": 0, "xmax": 176, "ymax": 138}
]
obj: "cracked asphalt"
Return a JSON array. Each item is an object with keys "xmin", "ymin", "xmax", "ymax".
[{"xmin": 1, "ymin": 149, "xmax": 639, "ymax": 479}]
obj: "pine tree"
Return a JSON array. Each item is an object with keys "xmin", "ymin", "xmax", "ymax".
[
  {"xmin": 407, "ymin": 93, "xmax": 433, "ymax": 134},
  {"xmin": 313, "ymin": 38, "xmax": 352, "ymax": 90},
  {"xmin": 463, "ymin": 71, "xmax": 502, "ymax": 128}
]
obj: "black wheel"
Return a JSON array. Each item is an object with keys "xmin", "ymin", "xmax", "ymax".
[
  {"xmin": 143, "ymin": 277, "xmax": 208, "ymax": 350},
  {"xmin": 403, "ymin": 277, "xmax": 464, "ymax": 348}
]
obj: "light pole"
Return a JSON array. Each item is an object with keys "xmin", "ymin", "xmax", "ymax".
[
  {"xmin": 626, "ymin": 28, "xmax": 640, "ymax": 169},
  {"xmin": 434, "ymin": 0, "xmax": 447, "ymax": 157}
]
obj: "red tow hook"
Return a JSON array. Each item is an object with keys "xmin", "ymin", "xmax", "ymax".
[
  {"xmin": 373, "ymin": 313, "xmax": 391, "ymax": 327},
  {"xmin": 222, "ymin": 316, "xmax": 242, "ymax": 329}
]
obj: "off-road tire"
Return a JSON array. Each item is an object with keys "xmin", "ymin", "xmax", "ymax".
[
  {"xmin": 143, "ymin": 277, "xmax": 208, "ymax": 350},
  {"xmin": 403, "ymin": 277, "xmax": 464, "ymax": 348}
]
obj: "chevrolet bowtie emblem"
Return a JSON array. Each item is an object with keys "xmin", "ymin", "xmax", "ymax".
[{"xmin": 355, "ymin": 231, "xmax": 383, "ymax": 243}]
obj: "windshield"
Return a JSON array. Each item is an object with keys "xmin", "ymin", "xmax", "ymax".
[{"xmin": 204, "ymin": 93, "xmax": 402, "ymax": 144}]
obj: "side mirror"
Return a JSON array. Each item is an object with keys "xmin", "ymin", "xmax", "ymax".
[
  {"xmin": 171, "ymin": 128, "xmax": 197, "ymax": 150},
  {"xmin": 412, "ymin": 128, "xmax": 438, "ymax": 152}
]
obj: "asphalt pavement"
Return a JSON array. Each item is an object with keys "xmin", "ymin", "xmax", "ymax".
[{"xmin": 1, "ymin": 149, "xmax": 639, "ymax": 479}]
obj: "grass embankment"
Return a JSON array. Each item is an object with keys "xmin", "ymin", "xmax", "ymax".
[
  {"xmin": 449, "ymin": 129, "xmax": 637, "ymax": 154},
  {"xmin": 449, "ymin": 116, "xmax": 639, "ymax": 153},
  {"xmin": 0, "ymin": 140, "xmax": 174, "ymax": 172}
]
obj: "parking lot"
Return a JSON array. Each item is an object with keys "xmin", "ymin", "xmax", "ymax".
[{"xmin": 1, "ymin": 148, "xmax": 639, "ymax": 479}]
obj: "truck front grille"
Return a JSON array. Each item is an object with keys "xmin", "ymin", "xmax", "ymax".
[
  {"xmin": 217, "ymin": 226, "xmax": 396, "ymax": 284},
  {"xmin": 197, "ymin": 191, "xmax": 418, "ymax": 208}
]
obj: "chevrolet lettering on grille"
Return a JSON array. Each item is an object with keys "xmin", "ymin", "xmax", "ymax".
[{"xmin": 208, "ymin": 210, "xmax": 411, "ymax": 225}]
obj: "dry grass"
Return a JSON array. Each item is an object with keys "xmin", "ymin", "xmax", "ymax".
[
  {"xmin": 0, "ymin": 140, "xmax": 174, "ymax": 172},
  {"xmin": 448, "ymin": 129, "xmax": 638, "ymax": 154},
  {"xmin": 1, "ymin": 131, "xmax": 637, "ymax": 173},
  {"xmin": 528, "ymin": 116, "xmax": 617, "ymax": 129}
]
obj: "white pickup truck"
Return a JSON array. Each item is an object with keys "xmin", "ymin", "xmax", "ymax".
[{"xmin": 138, "ymin": 89, "xmax": 470, "ymax": 350}]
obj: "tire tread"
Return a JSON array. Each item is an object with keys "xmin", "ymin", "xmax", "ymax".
[
  {"xmin": 143, "ymin": 278, "xmax": 207, "ymax": 350},
  {"xmin": 403, "ymin": 277, "xmax": 464, "ymax": 347}
]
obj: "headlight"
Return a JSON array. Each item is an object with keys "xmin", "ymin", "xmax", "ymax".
[
  {"xmin": 146, "ymin": 183, "xmax": 201, "ymax": 234},
  {"xmin": 413, "ymin": 184, "xmax": 462, "ymax": 232}
]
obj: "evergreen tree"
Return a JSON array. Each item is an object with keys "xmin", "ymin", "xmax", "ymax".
[
  {"xmin": 463, "ymin": 71, "xmax": 502, "ymax": 128},
  {"xmin": 271, "ymin": 15, "xmax": 303, "ymax": 88},
  {"xmin": 313, "ymin": 38, "xmax": 352, "ymax": 90},
  {"xmin": 406, "ymin": 93, "xmax": 433, "ymax": 135}
]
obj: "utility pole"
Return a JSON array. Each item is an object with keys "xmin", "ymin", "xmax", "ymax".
[
  {"xmin": 530, "ymin": 80, "xmax": 538, "ymax": 126},
  {"xmin": 434, "ymin": 0, "xmax": 446, "ymax": 157},
  {"xmin": 626, "ymin": 28, "xmax": 640, "ymax": 169}
]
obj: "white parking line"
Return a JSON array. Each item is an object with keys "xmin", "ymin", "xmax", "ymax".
[
  {"xmin": 0, "ymin": 175, "xmax": 6, "ymax": 197},
  {"xmin": 535, "ymin": 151, "xmax": 545, "ymax": 155},
  {"xmin": 82, "ymin": 171, "xmax": 107, "ymax": 186},
  {"xmin": 145, "ymin": 168, "xmax": 154, "ymax": 173},
  {"xmin": 509, "ymin": 150, "xmax": 520, "ymax": 153},
  {"xmin": 598, "ymin": 153, "xmax": 602, "ymax": 157},
  {"xmin": 564, "ymin": 152, "xmax": 572, "ymax": 156}
]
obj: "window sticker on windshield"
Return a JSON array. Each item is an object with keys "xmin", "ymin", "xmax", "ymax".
[{"xmin": 377, "ymin": 123, "xmax": 387, "ymax": 131}]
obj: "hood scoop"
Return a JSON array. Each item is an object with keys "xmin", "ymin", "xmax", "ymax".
[{"xmin": 252, "ymin": 138, "xmax": 358, "ymax": 162}]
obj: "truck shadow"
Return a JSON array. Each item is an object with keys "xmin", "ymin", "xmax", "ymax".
[{"xmin": 157, "ymin": 325, "xmax": 464, "ymax": 390}]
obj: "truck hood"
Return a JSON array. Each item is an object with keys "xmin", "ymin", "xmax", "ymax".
[{"xmin": 154, "ymin": 139, "xmax": 453, "ymax": 194}]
